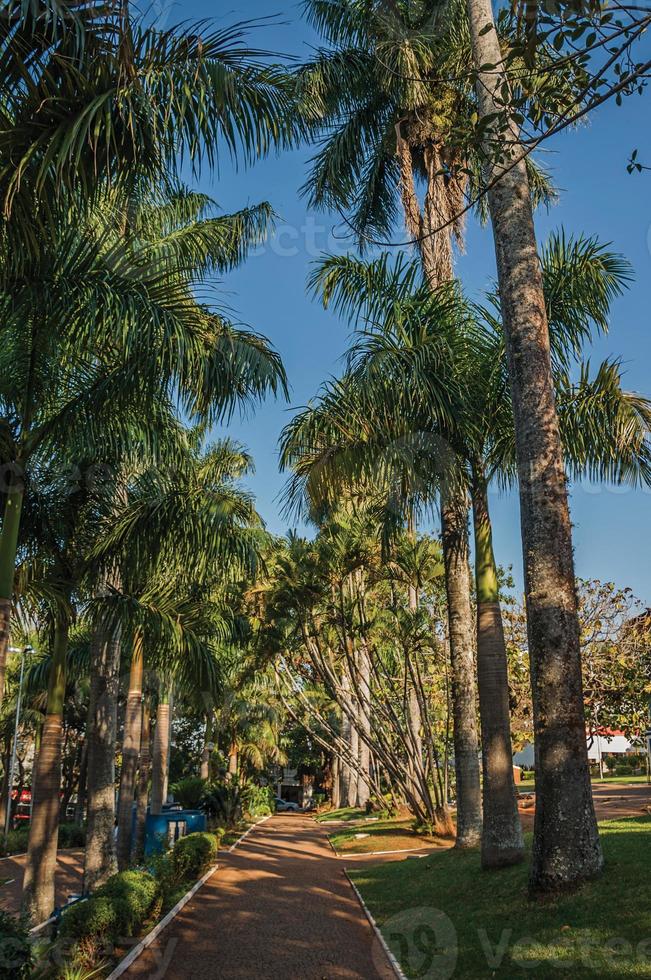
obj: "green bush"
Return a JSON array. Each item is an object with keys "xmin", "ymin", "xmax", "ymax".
[
  {"xmin": 59, "ymin": 896, "xmax": 119, "ymax": 943},
  {"xmin": 171, "ymin": 832, "xmax": 218, "ymax": 881},
  {"xmin": 201, "ymin": 780, "xmax": 242, "ymax": 827},
  {"xmin": 171, "ymin": 776, "xmax": 207, "ymax": 810},
  {"xmin": 0, "ymin": 910, "xmax": 33, "ymax": 979},
  {"xmin": 241, "ymin": 783, "xmax": 274, "ymax": 818},
  {"xmin": 59, "ymin": 870, "xmax": 159, "ymax": 944},
  {"xmin": 59, "ymin": 822, "xmax": 87, "ymax": 849},
  {"xmin": 0, "ymin": 827, "xmax": 29, "ymax": 857}
]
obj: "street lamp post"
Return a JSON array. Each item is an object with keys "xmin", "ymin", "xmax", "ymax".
[{"xmin": 4, "ymin": 644, "xmax": 33, "ymax": 843}]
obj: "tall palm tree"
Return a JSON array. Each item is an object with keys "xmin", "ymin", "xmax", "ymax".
[
  {"xmin": 463, "ymin": 0, "xmax": 605, "ymax": 891},
  {"xmin": 92, "ymin": 437, "xmax": 266, "ymax": 870},
  {"xmin": 0, "ymin": 3, "xmax": 298, "ymax": 220},
  {"xmin": 283, "ymin": 233, "xmax": 651, "ymax": 862}
]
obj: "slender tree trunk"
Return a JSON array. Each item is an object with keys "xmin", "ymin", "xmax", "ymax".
[
  {"xmin": 396, "ymin": 137, "xmax": 481, "ymax": 845},
  {"xmin": 22, "ymin": 613, "xmax": 69, "ymax": 923},
  {"xmin": 339, "ymin": 682, "xmax": 353, "ymax": 808},
  {"xmin": 116, "ymin": 630, "xmax": 144, "ymax": 871},
  {"xmin": 347, "ymin": 721, "xmax": 359, "ymax": 807},
  {"xmin": 472, "ymin": 471, "xmax": 524, "ymax": 867},
  {"xmin": 0, "ymin": 486, "xmax": 23, "ymax": 709},
  {"xmin": 200, "ymin": 714, "xmax": 213, "ymax": 782},
  {"xmin": 406, "ymin": 579, "xmax": 424, "ymax": 800},
  {"xmin": 227, "ymin": 743, "xmax": 238, "ymax": 780},
  {"xmin": 466, "ymin": 0, "xmax": 602, "ymax": 892},
  {"xmin": 331, "ymin": 754, "xmax": 341, "ymax": 809},
  {"xmin": 133, "ymin": 706, "xmax": 151, "ymax": 862},
  {"xmin": 74, "ymin": 739, "xmax": 88, "ymax": 826},
  {"xmin": 440, "ymin": 490, "xmax": 483, "ymax": 849},
  {"xmin": 83, "ymin": 617, "xmax": 121, "ymax": 893},
  {"xmin": 151, "ymin": 695, "xmax": 170, "ymax": 816},
  {"xmin": 0, "ymin": 737, "xmax": 11, "ymax": 833},
  {"xmin": 356, "ymin": 648, "xmax": 371, "ymax": 809}
]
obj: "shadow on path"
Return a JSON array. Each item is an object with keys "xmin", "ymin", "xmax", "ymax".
[{"xmin": 125, "ymin": 815, "xmax": 395, "ymax": 980}]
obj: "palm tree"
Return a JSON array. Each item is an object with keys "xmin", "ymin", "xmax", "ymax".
[
  {"xmin": 283, "ymin": 233, "xmax": 650, "ymax": 862},
  {"xmin": 463, "ymin": 0, "xmax": 605, "ymax": 891},
  {"xmin": 91, "ymin": 437, "xmax": 265, "ymax": 869},
  {"xmin": 0, "ymin": 3, "xmax": 298, "ymax": 220},
  {"xmin": 298, "ymin": 0, "xmax": 557, "ymax": 279}
]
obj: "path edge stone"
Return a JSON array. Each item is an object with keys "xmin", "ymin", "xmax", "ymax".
[{"xmin": 344, "ymin": 870, "xmax": 406, "ymax": 980}]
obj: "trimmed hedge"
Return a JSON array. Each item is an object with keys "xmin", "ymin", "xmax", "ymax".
[
  {"xmin": 0, "ymin": 822, "xmax": 86, "ymax": 858},
  {"xmin": 59, "ymin": 870, "xmax": 160, "ymax": 944},
  {"xmin": 171, "ymin": 832, "xmax": 218, "ymax": 882}
]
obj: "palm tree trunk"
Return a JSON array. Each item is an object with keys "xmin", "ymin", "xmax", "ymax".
[
  {"xmin": 331, "ymin": 754, "xmax": 341, "ymax": 809},
  {"xmin": 74, "ymin": 739, "xmax": 88, "ymax": 826},
  {"xmin": 440, "ymin": 489, "xmax": 483, "ymax": 849},
  {"xmin": 133, "ymin": 706, "xmax": 152, "ymax": 862},
  {"xmin": 472, "ymin": 470, "xmax": 524, "ymax": 867},
  {"xmin": 83, "ymin": 618, "xmax": 121, "ymax": 892},
  {"xmin": 22, "ymin": 612, "xmax": 69, "ymax": 923},
  {"xmin": 465, "ymin": 0, "xmax": 602, "ymax": 892},
  {"xmin": 356, "ymin": 648, "xmax": 371, "ymax": 809},
  {"xmin": 0, "ymin": 736, "xmax": 11, "ymax": 832},
  {"xmin": 227, "ymin": 743, "xmax": 238, "ymax": 780},
  {"xmin": 200, "ymin": 714, "xmax": 213, "ymax": 781},
  {"xmin": 0, "ymin": 487, "xmax": 23, "ymax": 710},
  {"xmin": 116, "ymin": 629, "xmax": 144, "ymax": 870},
  {"xmin": 151, "ymin": 694, "xmax": 170, "ymax": 815}
]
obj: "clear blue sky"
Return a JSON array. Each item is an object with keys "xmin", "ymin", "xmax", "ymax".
[{"xmin": 167, "ymin": 1, "xmax": 651, "ymax": 603}]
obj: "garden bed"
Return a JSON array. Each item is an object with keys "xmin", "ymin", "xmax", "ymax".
[{"xmin": 328, "ymin": 816, "xmax": 449, "ymax": 854}]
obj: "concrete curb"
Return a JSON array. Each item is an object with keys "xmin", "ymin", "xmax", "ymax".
[
  {"xmin": 105, "ymin": 862, "xmax": 220, "ymax": 980},
  {"xmin": 334, "ymin": 846, "xmax": 437, "ymax": 858},
  {"xmin": 344, "ymin": 870, "xmax": 406, "ymax": 980}
]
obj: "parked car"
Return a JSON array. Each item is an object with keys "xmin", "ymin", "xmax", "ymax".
[{"xmin": 274, "ymin": 796, "xmax": 300, "ymax": 812}]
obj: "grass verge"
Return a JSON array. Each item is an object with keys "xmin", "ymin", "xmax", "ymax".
[
  {"xmin": 316, "ymin": 806, "xmax": 377, "ymax": 823},
  {"xmin": 330, "ymin": 817, "xmax": 449, "ymax": 854},
  {"xmin": 350, "ymin": 816, "xmax": 651, "ymax": 978}
]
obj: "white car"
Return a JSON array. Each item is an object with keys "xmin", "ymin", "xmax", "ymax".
[{"xmin": 274, "ymin": 796, "xmax": 300, "ymax": 812}]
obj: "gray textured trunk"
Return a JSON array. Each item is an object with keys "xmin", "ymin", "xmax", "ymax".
[
  {"xmin": 473, "ymin": 478, "xmax": 524, "ymax": 867},
  {"xmin": 398, "ymin": 136, "xmax": 481, "ymax": 847},
  {"xmin": 116, "ymin": 631, "xmax": 144, "ymax": 871},
  {"xmin": 466, "ymin": 0, "xmax": 602, "ymax": 892},
  {"xmin": 331, "ymin": 754, "xmax": 341, "ymax": 809},
  {"xmin": 200, "ymin": 715, "xmax": 212, "ymax": 782},
  {"xmin": 83, "ymin": 621, "xmax": 121, "ymax": 893},
  {"xmin": 151, "ymin": 700, "xmax": 170, "ymax": 816},
  {"xmin": 133, "ymin": 707, "xmax": 152, "ymax": 862},
  {"xmin": 440, "ymin": 490, "xmax": 483, "ymax": 849},
  {"xmin": 356, "ymin": 647, "xmax": 371, "ymax": 809}
]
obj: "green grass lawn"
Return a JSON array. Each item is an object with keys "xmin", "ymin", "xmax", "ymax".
[
  {"xmin": 350, "ymin": 816, "xmax": 651, "ymax": 978},
  {"xmin": 316, "ymin": 806, "xmax": 386, "ymax": 823},
  {"xmin": 592, "ymin": 775, "xmax": 650, "ymax": 785},
  {"xmin": 329, "ymin": 816, "xmax": 449, "ymax": 854}
]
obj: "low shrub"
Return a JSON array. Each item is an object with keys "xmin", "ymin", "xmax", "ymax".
[
  {"xmin": 171, "ymin": 776, "xmax": 207, "ymax": 810},
  {"xmin": 0, "ymin": 909, "xmax": 33, "ymax": 979},
  {"xmin": 201, "ymin": 780, "xmax": 241, "ymax": 827},
  {"xmin": 59, "ymin": 822, "xmax": 87, "ymax": 849},
  {"xmin": 59, "ymin": 896, "xmax": 119, "ymax": 944},
  {"xmin": 171, "ymin": 832, "xmax": 218, "ymax": 881},
  {"xmin": 59, "ymin": 870, "xmax": 159, "ymax": 945},
  {"xmin": 241, "ymin": 783, "xmax": 274, "ymax": 818},
  {"xmin": 0, "ymin": 827, "xmax": 29, "ymax": 857},
  {"xmin": 101, "ymin": 870, "xmax": 159, "ymax": 924}
]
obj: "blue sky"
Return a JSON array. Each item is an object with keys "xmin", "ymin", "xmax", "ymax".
[{"xmin": 169, "ymin": 1, "xmax": 651, "ymax": 603}]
